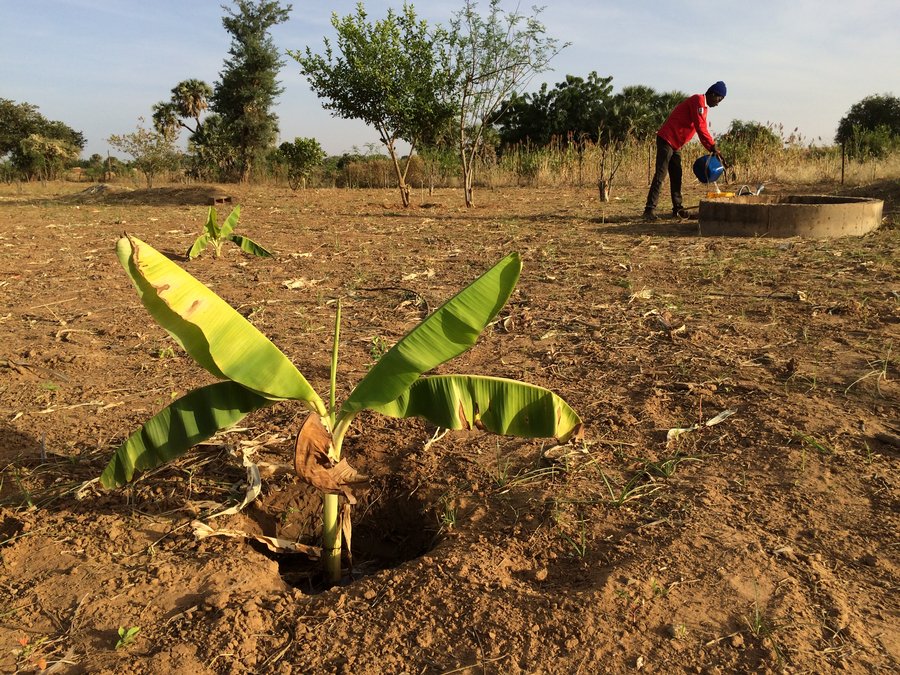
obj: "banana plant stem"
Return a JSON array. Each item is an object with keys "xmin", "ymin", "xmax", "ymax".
[
  {"xmin": 323, "ymin": 301, "xmax": 343, "ymax": 583},
  {"xmin": 322, "ymin": 493, "xmax": 342, "ymax": 582}
]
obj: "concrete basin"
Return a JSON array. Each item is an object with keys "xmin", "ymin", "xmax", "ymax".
[{"xmin": 699, "ymin": 195, "xmax": 883, "ymax": 238}]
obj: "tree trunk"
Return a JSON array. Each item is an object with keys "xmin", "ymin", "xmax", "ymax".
[
  {"xmin": 597, "ymin": 179, "xmax": 610, "ymax": 202},
  {"xmin": 383, "ymin": 137, "xmax": 411, "ymax": 208},
  {"xmin": 461, "ymin": 148, "xmax": 475, "ymax": 208}
]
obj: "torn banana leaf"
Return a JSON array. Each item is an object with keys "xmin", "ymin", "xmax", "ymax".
[
  {"xmin": 343, "ymin": 252, "xmax": 522, "ymax": 413},
  {"xmin": 117, "ymin": 235, "xmax": 324, "ymax": 411},
  {"xmin": 369, "ymin": 374, "xmax": 583, "ymax": 443}
]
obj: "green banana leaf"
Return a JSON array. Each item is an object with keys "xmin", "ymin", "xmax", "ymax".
[
  {"xmin": 187, "ymin": 232, "xmax": 212, "ymax": 260},
  {"xmin": 100, "ymin": 380, "xmax": 272, "ymax": 488},
  {"xmin": 117, "ymin": 235, "xmax": 326, "ymax": 412},
  {"xmin": 230, "ymin": 234, "xmax": 273, "ymax": 258},
  {"xmin": 218, "ymin": 206, "xmax": 240, "ymax": 239},
  {"xmin": 342, "ymin": 252, "xmax": 522, "ymax": 413},
  {"xmin": 370, "ymin": 374, "xmax": 583, "ymax": 443}
]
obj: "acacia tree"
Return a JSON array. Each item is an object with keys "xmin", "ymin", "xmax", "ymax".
[
  {"xmin": 212, "ymin": 0, "xmax": 292, "ymax": 182},
  {"xmin": 290, "ymin": 3, "xmax": 455, "ymax": 207},
  {"xmin": 108, "ymin": 118, "xmax": 180, "ymax": 188},
  {"xmin": 446, "ymin": 0, "xmax": 565, "ymax": 207}
]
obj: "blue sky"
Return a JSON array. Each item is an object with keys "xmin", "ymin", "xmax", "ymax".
[{"xmin": 2, "ymin": 0, "xmax": 898, "ymax": 159}]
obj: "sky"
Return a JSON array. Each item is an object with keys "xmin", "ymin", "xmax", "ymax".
[{"xmin": 2, "ymin": 0, "xmax": 898, "ymax": 159}]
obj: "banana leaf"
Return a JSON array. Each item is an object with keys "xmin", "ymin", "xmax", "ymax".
[
  {"xmin": 342, "ymin": 253, "xmax": 521, "ymax": 413},
  {"xmin": 117, "ymin": 235, "xmax": 325, "ymax": 412},
  {"xmin": 217, "ymin": 206, "xmax": 240, "ymax": 239},
  {"xmin": 100, "ymin": 381, "xmax": 272, "ymax": 488},
  {"xmin": 369, "ymin": 374, "xmax": 583, "ymax": 443},
  {"xmin": 230, "ymin": 235, "xmax": 272, "ymax": 258},
  {"xmin": 187, "ymin": 232, "xmax": 212, "ymax": 260}
]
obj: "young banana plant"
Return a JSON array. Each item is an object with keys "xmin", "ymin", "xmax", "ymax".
[
  {"xmin": 187, "ymin": 205, "xmax": 273, "ymax": 260},
  {"xmin": 101, "ymin": 235, "xmax": 582, "ymax": 582}
]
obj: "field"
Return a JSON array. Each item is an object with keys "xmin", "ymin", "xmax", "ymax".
[{"xmin": 0, "ymin": 178, "xmax": 897, "ymax": 674}]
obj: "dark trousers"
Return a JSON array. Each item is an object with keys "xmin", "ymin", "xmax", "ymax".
[{"xmin": 645, "ymin": 135, "xmax": 683, "ymax": 213}]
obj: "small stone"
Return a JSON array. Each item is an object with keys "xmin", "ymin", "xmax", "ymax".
[{"xmin": 730, "ymin": 633, "xmax": 744, "ymax": 648}]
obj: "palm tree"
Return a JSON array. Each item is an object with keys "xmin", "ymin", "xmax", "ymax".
[{"xmin": 173, "ymin": 79, "xmax": 213, "ymax": 132}]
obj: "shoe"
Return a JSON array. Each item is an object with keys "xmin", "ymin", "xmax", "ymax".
[
  {"xmin": 672, "ymin": 208, "xmax": 690, "ymax": 219},
  {"xmin": 642, "ymin": 209, "xmax": 657, "ymax": 221}
]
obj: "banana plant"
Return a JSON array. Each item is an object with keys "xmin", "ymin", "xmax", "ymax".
[
  {"xmin": 101, "ymin": 235, "xmax": 583, "ymax": 582},
  {"xmin": 187, "ymin": 205, "xmax": 272, "ymax": 259}
]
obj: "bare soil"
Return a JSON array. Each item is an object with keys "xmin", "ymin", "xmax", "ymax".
[{"xmin": 0, "ymin": 179, "xmax": 897, "ymax": 674}]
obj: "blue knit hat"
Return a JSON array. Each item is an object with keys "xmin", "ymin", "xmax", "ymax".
[{"xmin": 707, "ymin": 81, "xmax": 727, "ymax": 98}]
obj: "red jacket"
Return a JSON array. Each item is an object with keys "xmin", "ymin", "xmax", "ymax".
[{"xmin": 657, "ymin": 94, "xmax": 716, "ymax": 151}]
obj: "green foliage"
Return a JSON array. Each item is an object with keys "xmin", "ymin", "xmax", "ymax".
[
  {"xmin": 211, "ymin": 0, "xmax": 292, "ymax": 182},
  {"xmin": 610, "ymin": 86, "xmax": 685, "ymax": 142},
  {"xmin": 187, "ymin": 206, "xmax": 273, "ymax": 260},
  {"xmin": 0, "ymin": 98, "xmax": 85, "ymax": 180},
  {"xmin": 718, "ymin": 119, "xmax": 783, "ymax": 168},
  {"xmin": 278, "ymin": 137, "xmax": 326, "ymax": 189},
  {"xmin": 101, "ymin": 239, "xmax": 581, "ymax": 582},
  {"xmin": 835, "ymin": 93, "xmax": 900, "ymax": 158},
  {"xmin": 499, "ymin": 72, "xmax": 613, "ymax": 147},
  {"xmin": 497, "ymin": 79, "xmax": 684, "ymax": 149},
  {"xmin": 289, "ymin": 2, "xmax": 454, "ymax": 207},
  {"xmin": 107, "ymin": 118, "xmax": 180, "ymax": 188},
  {"xmin": 184, "ymin": 113, "xmax": 237, "ymax": 181},
  {"xmin": 446, "ymin": 0, "xmax": 566, "ymax": 206},
  {"xmin": 152, "ymin": 79, "xmax": 213, "ymax": 141},
  {"xmin": 115, "ymin": 626, "xmax": 140, "ymax": 650}
]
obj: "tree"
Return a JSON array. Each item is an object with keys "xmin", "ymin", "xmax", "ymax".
[
  {"xmin": 497, "ymin": 72, "xmax": 614, "ymax": 147},
  {"xmin": 610, "ymin": 85, "xmax": 684, "ymax": 143},
  {"xmin": 446, "ymin": 0, "xmax": 566, "ymax": 207},
  {"xmin": 835, "ymin": 93, "xmax": 900, "ymax": 159},
  {"xmin": 108, "ymin": 118, "xmax": 180, "ymax": 188},
  {"xmin": 289, "ymin": 3, "xmax": 455, "ymax": 207},
  {"xmin": 0, "ymin": 98, "xmax": 85, "ymax": 180},
  {"xmin": 497, "ymin": 83, "xmax": 555, "ymax": 147},
  {"xmin": 18, "ymin": 134, "xmax": 81, "ymax": 181},
  {"xmin": 185, "ymin": 113, "xmax": 237, "ymax": 181},
  {"xmin": 152, "ymin": 79, "xmax": 213, "ymax": 140},
  {"xmin": 211, "ymin": 0, "xmax": 292, "ymax": 182},
  {"xmin": 278, "ymin": 137, "xmax": 326, "ymax": 189}
]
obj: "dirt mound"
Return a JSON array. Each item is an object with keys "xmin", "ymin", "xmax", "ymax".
[{"xmin": 64, "ymin": 183, "xmax": 235, "ymax": 206}]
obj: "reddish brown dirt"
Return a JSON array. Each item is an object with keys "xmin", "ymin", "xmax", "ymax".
[{"xmin": 1, "ymin": 179, "xmax": 898, "ymax": 674}]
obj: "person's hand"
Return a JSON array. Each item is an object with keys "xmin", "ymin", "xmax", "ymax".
[{"xmin": 712, "ymin": 146, "xmax": 727, "ymax": 167}]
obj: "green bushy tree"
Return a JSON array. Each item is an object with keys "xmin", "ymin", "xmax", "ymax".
[
  {"xmin": 0, "ymin": 98, "xmax": 85, "ymax": 180},
  {"xmin": 290, "ymin": 3, "xmax": 455, "ymax": 207},
  {"xmin": 835, "ymin": 93, "xmax": 900, "ymax": 159},
  {"xmin": 278, "ymin": 137, "xmax": 326, "ymax": 189}
]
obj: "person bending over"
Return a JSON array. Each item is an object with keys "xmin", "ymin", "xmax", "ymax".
[{"xmin": 643, "ymin": 81, "xmax": 726, "ymax": 221}]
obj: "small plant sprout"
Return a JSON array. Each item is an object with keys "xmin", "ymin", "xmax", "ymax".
[
  {"xmin": 116, "ymin": 626, "xmax": 140, "ymax": 650},
  {"xmin": 437, "ymin": 494, "xmax": 457, "ymax": 532},
  {"xmin": 100, "ymin": 237, "xmax": 582, "ymax": 583},
  {"xmin": 187, "ymin": 205, "xmax": 272, "ymax": 260}
]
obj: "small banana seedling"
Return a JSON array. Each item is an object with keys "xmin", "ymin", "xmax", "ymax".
[
  {"xmin": 187, "ymin": 205, "xmax": 272, "ymax": 260},
  {"xmin": 100, "ymin": 236, "xmax": 582, "ymax": 582}
]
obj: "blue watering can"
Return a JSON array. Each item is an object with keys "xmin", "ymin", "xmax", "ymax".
[{"xmin": 693, "ymin": 154, "xmax": 725, "ymax": 183}]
